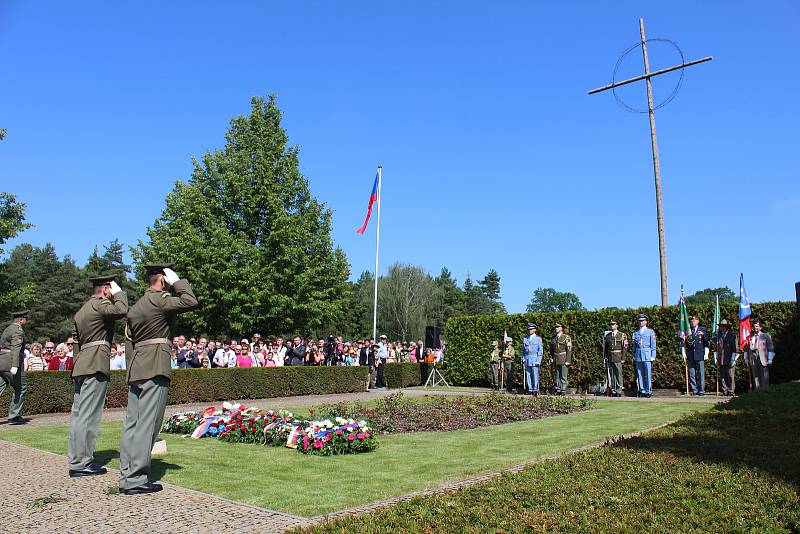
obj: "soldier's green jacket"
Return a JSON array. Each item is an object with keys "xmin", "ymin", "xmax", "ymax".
[
  {"xmin": 0, "ymin": 322, "xmax": 24, "ymax": 372},
  {"xmin": 603, "ymin": 331, "xmax": 628, "ymax": 364},
  {"xmin": 126, "ymin": 279, "xmax": 198, "ymax": 383},
  {"xmin": 72, "ymin": 292, "xmax": 129, "ymax": 379},
  {"xmin": 490, "ymin": 348, "xmax": 501, "ymax": 363},
  {"xmin": 550, "ymin": 333, "xmax": 573, "ymax": 365},
  {"xmin": 502, "ymin": 345, "xmax": 515, "ymax": 367}
]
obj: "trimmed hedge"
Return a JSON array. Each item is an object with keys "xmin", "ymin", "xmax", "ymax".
[
  {"xmin": 0, "ymin": 366, "xmax": 368, "ymax": 417},
  {"xmin": 384, "ymin": 362, "xmax": 432, "ymax": 388},
  {"xmin": 445, "ymin": 301, "xmax": 799, "ymax": 391}
]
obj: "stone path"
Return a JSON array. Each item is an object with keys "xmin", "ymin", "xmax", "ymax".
[{"xmin": 0, "ymin": 387, "xmax": 724, "ymax": 533}]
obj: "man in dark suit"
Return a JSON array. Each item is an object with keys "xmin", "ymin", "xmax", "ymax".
[
  {"xmin": 682, "ymin": 315, "xmax": 709, "ymax": 396},
  {"xmin": 715, "ymin": 319, "xmax": 738, "ymax": 396},
  {"xmin": 288, "ymin": 336, "xmax": 305, "ymax": 366}
]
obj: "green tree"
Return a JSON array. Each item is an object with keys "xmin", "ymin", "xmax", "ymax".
[
  {"xmin": 0, "ymin": 193, "xmax": 32, "ymax": 255},
  {"xmin": 463, "ymin": 274, "xmax": 488, "ymax": 316},
  {"xmin": 478, "ymin": 269, "xmax": 506, "ymax": 315},
  {"xmin": 0, "ymin": 129, "xmax": 6, "ymax": 141},
  {"xmin": 685, "ymin": 287, "xmax": 737, "ymax": 306},
  {"xmin": 526, "ymin": 287, "xmax": 585, "ymax": 313},
  {"xmin": 132, "ymin": 95, "xmax": 350, "ymax": 337},
  {"xmin": 430, "ymin": 267, "xmax": 466, "ymax": 327},
  {"xmin": 378, "ymin": 263, "xmax": 435, "ymax": 341}
]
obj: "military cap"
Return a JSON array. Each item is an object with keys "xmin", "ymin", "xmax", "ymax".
[
  {"xmin": 718, "ymin": 319, "xmax": 730, "ymax": 326},
  {"xmin": 11, "ymin": 310, "xmax": 29, "ymax": 319},
  {"xmin": 554, "ymin": 322, "xmax": 564, "ymax": 328},
  {"xmin": 88, "ymin": 274, "xmax": 116, "ymax": 286},
  {"xmin": 143, "ymin": 263, "xmax": 173, "ymax": 275},
  {"xmin": 637, "ymin": 313, "xmax": 649, "ymax": 321},
  {"xmin": 491, "ymin": 340, "xmax": 498, "ymax": 347},
  {"xmin": 504, "ymin": 336, "xmax": 513, "ymax": 343},
  {"xmin": 609, "ymin": 319, "xmax": 618, "ymax": 325},
  {"xmin": 527, "ymin": 323, "xmax": 537, "ymax": 329}
]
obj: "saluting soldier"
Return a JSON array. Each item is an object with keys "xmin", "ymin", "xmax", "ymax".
[
  {"xmin": 521, "ymin": 323, "xmax": 543, "ymax": 395},
  {"xmin": 632, "ymin": 313, "xmax": 656, "ymax": 398},
  {"xmin": 715, "ymin": 319, "xmax": 738, "ymax": 396},
  {"xmin": 502, "ymin": 337, "xmax": 515, "ymax": 393},
  {"xmin": 745, "ymin": 319, "xmax": 774, "ymax": 390},
  {"xmin": 682, "ymin": 315, "xmax": 709, "ymax": 396},
  {"xmin": 603, "ymin": 320, "xmax": 628, "ymax": 397},
  {"xmin": 0, "ymin": 310, "xmax": 29, "ymax": 425},
  {"xmin": 550, "ymin": 322, "xmax": 572, "ymax": 395},
  {"xmin": 489, "ymin": 340, "xmax": 501, "ymax": 390},
  {"xmin": 68, "ymin": 274, "xmax": 128, "ymax": 477},
  {"xmin": 118, "ymin": 264, "xmax": 197, "ymax": 495}
]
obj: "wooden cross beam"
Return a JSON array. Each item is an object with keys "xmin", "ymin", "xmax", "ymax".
[{"xmin": 588, "ymin": 18, "xmax": 712, "ymax": 307}]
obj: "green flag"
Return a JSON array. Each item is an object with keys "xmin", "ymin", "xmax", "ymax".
[
  {"xmin": 679, "ymin": 285, "xmax": 691, "ymax": 340},
  {"xmin": 712, "ymin": 293, "xmax": 720, "ymax": 337}
]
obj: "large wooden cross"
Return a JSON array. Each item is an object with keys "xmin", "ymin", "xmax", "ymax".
[{"xmin": 589, "ymin": 19, "xmax": 712, "ymax": 307}]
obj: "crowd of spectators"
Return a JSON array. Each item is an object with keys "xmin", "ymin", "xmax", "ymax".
[{"xmin": 23, "ymin": 333, "xmax": 443, "ymax": 386}]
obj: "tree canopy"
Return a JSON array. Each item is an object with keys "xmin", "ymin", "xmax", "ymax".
[
  {"xmin": 526, "ymin": 287, "xmax": 585, "ymax": 313},
  {"xmin": 685, "ymin": 287, "xmax": 737, "ymax": 306}
]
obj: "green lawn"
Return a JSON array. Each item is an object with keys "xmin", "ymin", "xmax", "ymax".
[
  {"xmin": 0, "ymin": 400, "xmax": 707, "ymax": 517},
  {"xmin": 298, "ymin": 383, "xmax": 800, "ymax": 532}
]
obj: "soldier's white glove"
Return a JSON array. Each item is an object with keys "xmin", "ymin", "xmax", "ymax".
[
  {"xmin": 109, "ymin": 281, "xmax": 123, "ymax": 295},
  {"xmin": 681, "ymin": 348, "xmax": 687, "ymax": 361},
  {"xmin": 704, "ymin": 348, "xmax": 709, "ymax": 361},
  {"xmin": 10, "ymin": 367, "xmax": 17, "ymax": 375},
  {"xmin": 162, "ymin": 268, "xmax": 180, "ymax": 285}
]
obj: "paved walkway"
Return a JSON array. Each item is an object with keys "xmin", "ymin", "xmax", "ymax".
[{"xmin": 0, "ymin": 388, "xmax": 724, "ymax": 533}]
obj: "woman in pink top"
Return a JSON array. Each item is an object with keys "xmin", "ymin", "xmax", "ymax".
[
  {"xmin": 264, "ymin": 353, "xmax": 276, "ymax": 367},
  {"xmin": 236, "ymin": 349, "xmax": 253, "ymax": 368}
]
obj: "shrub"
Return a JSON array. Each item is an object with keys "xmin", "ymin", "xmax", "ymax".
[
  {"xmin": 383, "ymin": 362, "xmax": 430, "ymax": 388},
  {"xmin": 444, "ymin": 301, "xmax": 799, "ymax": 391},
  {"xmin": 1, "ymin": 366, "xmax": 368, "ymax": 417}
]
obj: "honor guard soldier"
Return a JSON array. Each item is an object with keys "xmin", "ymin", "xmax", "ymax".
[
  {"xmin": 521, "ymin": 323, "xmax": 543, "ymax": 395},
  {"xmin": 550, "ymin": 322, "xmax": 572, "ymax": 395},
  {"xmin": 715, "ymin": 319, "xmax": 738, "ymax": 396},
  {"xmin": 632, "ymin": 313, "xmax": 656, "ymax": 397},
  {"xmin": 489, "ymin": 341, "xmax": 501, "ymax": 390},
  {"xmin": 502, "ymin": 337, "xmax": 515, "ymax": 393},
  {"xmin": 68, "ymin": 274, "xmax": 128, "ymax": 477},
  {"xmin": 0, "ymin": 310, "xmax": 29, "ymax": 424},
  {"xmin": 603, "ymin": 320, "xmax": 628, "ymax": 397},
  {"xmin": 745, "ymin": 319, "xmax": 774, "ymax": 390},
  {"xmin": 682, "ymin": 315, "xmax": 708, "ymax": 396},
  {"xmin": 118, "ymin": 264, "xmax": 197, "ymax": 495}
]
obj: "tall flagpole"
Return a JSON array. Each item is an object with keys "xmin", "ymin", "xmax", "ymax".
[{"xmin": 372, "ymin": 165, "xmax": 382, "ymax": 341}]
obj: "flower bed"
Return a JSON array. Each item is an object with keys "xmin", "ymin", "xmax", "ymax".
[
  {"xmin": 318, "ymin": 392, "xmax": 594, "ymax": 434},
  {"xmin": 161, "ymin": 401, "xmax": 377, "ymax": 456}
]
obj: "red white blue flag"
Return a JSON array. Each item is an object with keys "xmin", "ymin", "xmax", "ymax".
[
  {"xmin": 356, "ymin": 172, "xmax": 379, "ymax": 235},
  {"xmin": 738, "ymin": 273, "xmax": 751, "ymax": 350}
]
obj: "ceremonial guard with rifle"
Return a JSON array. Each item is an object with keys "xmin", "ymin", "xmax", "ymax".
[
  {"xmin": 632, "ymin": 313, "xmax": 656, "ymax": 398},
  {"xmin": 521, "ymin": 323, "xmax": 543, "ymax": 395},
  {"xmin": 550, "ymin": 322, "xmax": 572, "ymax": 395},
  {"xmin": 603, "ymin": 320, "xmax": 628, "ymax": 397}
]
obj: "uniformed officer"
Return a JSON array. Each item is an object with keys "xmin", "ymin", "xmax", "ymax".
[
  {"xmin": 118, "ymin": 264, "xmax": 197, "ymax": 495},
  {"xmin": 502, "ymin": 337, "xmax": 515, "ymax": 393},
  {"xmin": 0, "ymin": 310, "xmax": 29, "ymax": 425},
  {"xmin": 521, "ymin": 323, "xmax": 543, "ymax": 395},
  {"xmin": 682, "ymin": 315, "xmax": 708, "ymax": 396},
  {"xmin": 715, "ymin": 319, "xmax": 738, "ymax": 396},
  {"xmin": 550, "ymin": 322, "xmax": 572, "ymax": 395},
  {"xmin": 489, "ymin": 341, "xmax": 501, "ymax": 390},
  {"xmin": 68, "ymin": 274, "xmax": 128, "ymax": 477},
  {"xmin": 603, "ymin": 320, "xmax": 628, "ymax": 397},
  {"xmin": 745, "ymin": 319, "xmax": 774, "ymax": 390},
  {"xmin": 632, "ymin": 313, "xmax": 656, "ymax": 398}
]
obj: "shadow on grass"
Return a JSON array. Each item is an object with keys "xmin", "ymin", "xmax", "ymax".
[
  {"xmin": 94, "ymin": 449, "xmax": 183, "ymax": 481},
  {"xmin": 616, "ymin": 381, "xmax": 800, "ymax": 487}
]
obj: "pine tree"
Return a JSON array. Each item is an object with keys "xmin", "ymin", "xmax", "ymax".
[{"xmin": 478, "ymin": 269, "xmax": 506, "ymax": 315}]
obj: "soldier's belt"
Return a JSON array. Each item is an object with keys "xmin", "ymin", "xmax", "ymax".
[
  {"xmin": 610, "ymin": 350, "xmax": 623, "ymax": 354},
  {"xmin": 135, "ymin": 338, "xmax": 172, "ymax": 348},
  {"xmin": 0, "ymin": 349, "xmax": 10, "ymax": 354},
  {"xmin": 555, "ymin": 352, "xmax": 567, "ymax": 356},
  {"xmin": 80, "ymin": 340, "xmax": 111, "ymax": 349}
]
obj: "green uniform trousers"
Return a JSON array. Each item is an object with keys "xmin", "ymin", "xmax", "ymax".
[
  {"xmin": 609, "ymin": 362, "xmax": 623, "ymax": 395},
  {"xmin": 118, "ymin": 376, "xmax": 170, "ymax": 490},
  {"xmin": 555, "ymin": 364, "xmax": 569, "ymax": 393},
  {"xmin": 68, "ymin": 374, "xmax": 109, "ymax": 470},
  {"xmin": 489, "ymin": 362, "xmax": 500, "ymax": 389},
  {"xmin": 0, "ymin": 370, "xmax": 27, "ymax": 419}
]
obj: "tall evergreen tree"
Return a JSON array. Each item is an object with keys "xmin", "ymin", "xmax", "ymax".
[
  {"xmin": 132, "ymin": 95, "xmax": 350, "ymax": 337},
  {"xmin": 430, "ymin": 267, "xmax": 465, "ymax": 327},
  {"xmin": 478, "ymin": 269, "xmax": 506, "ymax": 315},
  {"xmin": 463, "ymin": 274, "xmax": 487, "ymax": 316}
]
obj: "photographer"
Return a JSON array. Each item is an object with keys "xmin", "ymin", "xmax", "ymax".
[{"xmin": 323, "ymin": 335, "xmax": 337, "ymax": 366}]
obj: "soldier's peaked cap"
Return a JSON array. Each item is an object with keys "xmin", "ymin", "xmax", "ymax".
[
  {"xmin": 554, "ymin": 322, "xmax": 564, "ymax": 328},
  {"xmin": 88, "ymin": 274, "xmax": 116, "ymax": 286},
  {"xmin": 527, "ymin": 323, "xmax": 537, "ymax": 329},
  {"xmin": 11, "ymin": 310, "xmax": 28, "ymax": 318},
  {"xmin": 637, "ymin": 313, "xmax": 649, "ymax": 321},
  {"xmin": 719, "ymin": 319, "xmax": 730, "ymax": 326},
  {"xmin": 491, "ymin": 340, "xmax": 498, "ymax": 346},
  {"xmin": 144, "ymin": 263, "xmax": 173, "ymax": 275},
  {"xmin": 610, "ymin": 319, "xmax": 618, "ymax": 325}
]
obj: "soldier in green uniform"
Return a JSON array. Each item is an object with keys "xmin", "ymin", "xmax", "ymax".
[
  {"xmin": 118, "ymin": 264, "xmax": 197, "ymax": 495},
  {"xmin": 502, "ymin": 337, "xmax": 515, "ymax": 393},
  {"xmin": 489, "ymin": 340, "xmax": 500, "ymax": 390},
  {"xmin": 603, "ymin": 320, "xmax": 628, "ymax": 397},
  {"xmin": 550, "ymin": 322, "xmax": 573, "ymax": 395},
  {"xmin": 68, "ymin": 274, "xmax": 128, "ymax": 477},
  {"xmin": 0, "ymin": 310, "xmax": 29, "ymax": 425}
]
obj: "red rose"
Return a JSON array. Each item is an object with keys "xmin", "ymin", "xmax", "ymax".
[
  {"xmin": 357, "ymin": 433, "xmax": 365, "ymax": 440},
  {"xmin": 347, "ymin": 434, "xmax": 355, "ymax": 441},
  {"xmin": 325, "ymin": 434, "xmax": 333, "ymax": 442},
  {"xmin": 335, "ymin": 429, "xmax": 343, "ymax": 435}
]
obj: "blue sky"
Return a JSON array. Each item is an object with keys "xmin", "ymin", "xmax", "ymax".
[{"xmin": 1, "ymin": 1, "xmax": 798, "ymax": 313}]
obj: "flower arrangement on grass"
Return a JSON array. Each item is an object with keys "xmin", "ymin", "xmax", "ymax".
[{"xmin": 298, "ymin": 417, "xmax": 377, "ymax": 456}]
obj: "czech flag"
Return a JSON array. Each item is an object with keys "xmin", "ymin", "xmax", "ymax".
[
  {"xmin": 739, "ymin": 273, "xmax": 751, "ymax": 350},
  {"xmin": 356, "ymin": 172, "xmax": 379, "ymax": 235}
]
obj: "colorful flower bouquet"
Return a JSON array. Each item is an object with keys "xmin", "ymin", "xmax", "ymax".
[{"xmin": 161, "ymin": 402, "xmax": 377, "ymax": 456}]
